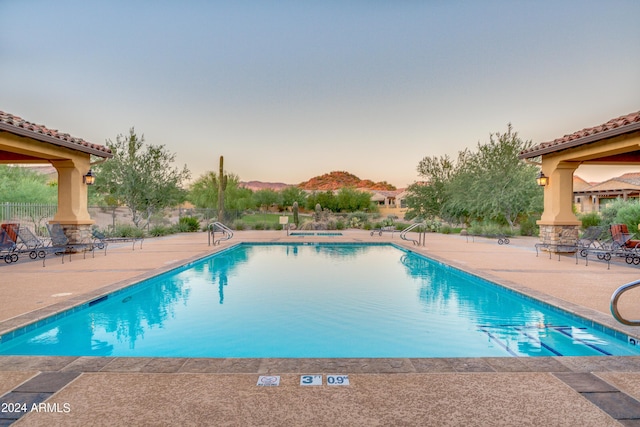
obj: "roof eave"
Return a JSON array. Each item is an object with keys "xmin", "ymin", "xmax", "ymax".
[
  {"xmin": 518, "ymin": 122, "xmax": 640, "ymax": 160},
  {"xmin": 0, "ymin": 122, "xmax": 113, "ymax": 158}
]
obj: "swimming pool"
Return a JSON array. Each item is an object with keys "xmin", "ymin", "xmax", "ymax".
[{"xmin": 0, "ymin": 243, "xmax": 638, "ymax": 358}]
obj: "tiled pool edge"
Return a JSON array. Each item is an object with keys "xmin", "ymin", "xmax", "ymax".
[{"xmin": 2, "ymin": 355, "xmax": 640, "ymax": 375}]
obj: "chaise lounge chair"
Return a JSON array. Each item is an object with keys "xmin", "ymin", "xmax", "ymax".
[
  {"xmin": 10, "ymin": 224, "xmax": 48, "ymax": 260},
  {"xmin": 610, "ymin": 224, "xmax": 640, "ymax": 265},
  {"xmin": 0, "ymin": 228, "xmax": 18, "ymax": 263},
  {"xmin": 46, "ymin": 223, "xmax": 98, "ymax": 262},
  {"xmin": 91, "ymin": 228, "xmax": 143, "ymax": 253}
]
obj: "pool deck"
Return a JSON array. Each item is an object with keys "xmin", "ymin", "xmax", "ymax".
[{"xmin": 2, "ymin": 230, "xmax": 640, "ymax": 426}]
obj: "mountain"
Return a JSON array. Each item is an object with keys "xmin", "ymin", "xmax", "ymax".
[
  {"xmin": 239, "ymin": 181, "xmax": 290, "ymax": 191},
  {"xmin": 297, "ymin": 171, "xmax": 397, "ymax": 191}
]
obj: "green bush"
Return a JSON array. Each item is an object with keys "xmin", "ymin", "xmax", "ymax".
[
  {"xmin": 614, "ymin": 200, "xmax": 640, "ymax": 233},
  {"xmin": 467, "ymin": 221, "xmax": 513, "ymax": 237},
  {"xmin": 232, "ymin": 220, "xmax": 246, "ymax": 230},
  {"xmin": 336, "ymin": 220, "xmax": 346, "ymax": 230},
  {"xmin": 253, "ymin": 222, "xmax": 265, "ymax": 230},
  {"xmin": 111, "ymin": 224, "xmax": 145, "ymax": 238},
  {"xmin": 578, "ymin": 212, "xmax": 601, "ymax": 229},
  {"xmin": 149, "ymin": 225, "xmax": 173, "ymax": 237},
  {"xmin": 439, "ymin": 224, "xmax": 452, "ymax": 234},
  {"xmin": 347, "ymin": 212, "xmax": 369, "ymax": 228},
  {"xmin": 177, "ymin": 216, "xmax": 200, "ymax": 232},
  {"xmin": 600, "ymin": 198, "xmax": 626, "ymax": 225},
  {"xmin": 519, "ymin": 216, "xmax": 539, "ymax": 236}
]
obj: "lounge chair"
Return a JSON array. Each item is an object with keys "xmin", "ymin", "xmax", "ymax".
[
  {"xmin": 1, "ymin": 223, "xmax": 19, "ymax": 243},
  {"xmin": 576, "ymin": 226, "xmax": 608, "ymax": 257},
  {"xmin": 610, "ymin": 224, "xmax": 640, "ymax": 249},
  {"xmin": 12, "ymin": 225, "xmax": 48, "ymax": 260},
  {"xmin": 0, "ymin": 228, "xmax": 18, "ymax": 263},
  {"xmin": 609, "ymin": 224, "xmax": 640, "ymax": 265},
  {"xmin": 46, "ymin": 223, "xmax": 97, "ymax": 261},
  {"xmin": 91, "ymin": 228, "xmax": 143, "ymax": 252}
]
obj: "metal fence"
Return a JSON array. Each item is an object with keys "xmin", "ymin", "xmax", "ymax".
[
  {"xmin": 0, "ymin": 203, "xmax": 244, "ymax": 234},
  {"xmin": 0, "ymin": 202, "xmax": 58, "ymax": 236}
]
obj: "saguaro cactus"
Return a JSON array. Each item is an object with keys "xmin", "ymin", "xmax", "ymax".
[
  {"xmin": 314, "ymin": 203, "xmax": 322, "ymax": 222},
  {"xmin": 217, "ymin": 156, "xmax": 228, "ymax": 222},
  {"xmin": 292, "ymin": 201, "xmax": 299, "ymax": 227}
]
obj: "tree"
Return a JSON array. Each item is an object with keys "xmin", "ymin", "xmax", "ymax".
[
  {"xmin": 93, "ymin": 128, "xmax": 190, "ymax": 228},
  {"xmin": 252, "ymin": 189, "xmax": 281, "ymax": 211},
  {"xmin": 405, "ymin": 154, "xmax": 460, "ymax": 221},
  {"xmin": 0, "ymin": 165, "xmax": 57, "ymax": 204},
  {"xmin": 188, "ymin": 171, "xmax": 254, "ymax": 213},
  {"xmin": 406, "ymin": 124, "xmax": 542, "ymax": 228},
  {"xmin": 444, "ymin": 124, "xmax": 542, "ymax": 228},
  {"xmin": 279, "ymin": 186, "xmax": 307, "ymax": 209},
  {"xmin": 336, "ymin": 187, "xmax": 373, "ymax": 212}
]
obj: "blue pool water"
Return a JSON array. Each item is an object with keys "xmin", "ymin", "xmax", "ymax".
[{"xmin": 0, "ymin": 243, "xmax": 638, "ymax": 358}]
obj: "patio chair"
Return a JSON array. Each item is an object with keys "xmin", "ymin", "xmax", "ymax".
[
  {"xmin": 91, "ymin": 228, "xmax": 143, "ymax": 252},
  {"xmin": 12, "ymin": 225, "xmax": 48, "ymax": 260},
  {"xmin": 610, "ymin": 224, "xmax": 640, "ymax": 249},
  {"xmin": 0, "ymin": 228, "xmax": 18, "ymax": 263},
  {"xmin": 46, "ymin": 223, "xmax": 96, "ymax": 261},
  {"xmin": 576, "ymin": 226, "xmax": 608, "ymax": 257},
  {"xmin": 1, "ymin": 223, "xmax": 19, "ymax": 243},
  {"xmin": 609, "ymin": 224, "xmax": 640, "ymax": 265}
]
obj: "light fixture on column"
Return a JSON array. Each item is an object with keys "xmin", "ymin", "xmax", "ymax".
[
  {"xmin": 83, "ymin": 169, "xmax": 95, "ymax": 185},
  {"xmin": 536, "ymin": 171, "xmax": 548, "ymax": 186}
]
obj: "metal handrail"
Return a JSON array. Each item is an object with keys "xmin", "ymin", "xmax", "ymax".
[
  {"xmin": 208, "ymin": 222, "xmax": 234, "ymax": 246},
  {"xmin": 400, "ymin": 223, "xmax": 426, "ymax": 246},
  {"xmin": 611, "ymin": 279, "xmax": 640, "ymax": 326}
]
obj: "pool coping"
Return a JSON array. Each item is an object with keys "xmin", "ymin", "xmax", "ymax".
[{"xmin": 2, "ymin": 240, "xmax": 640, "ymax": 372}]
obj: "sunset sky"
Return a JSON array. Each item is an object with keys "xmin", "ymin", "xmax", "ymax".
[{"xmin": 1, "ymin": 1, "xmax": 639, "ymax": 187}]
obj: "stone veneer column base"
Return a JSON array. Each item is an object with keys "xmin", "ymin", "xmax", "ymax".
[
  {"xmin": 538, "ymin": 224, "xmax": 580, "ymax": 253},
  {"xmin": 58, "ymin": 224, "xmax": 92, "ymax": 245}
]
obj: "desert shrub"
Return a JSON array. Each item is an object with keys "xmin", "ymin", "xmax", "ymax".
[
  {"xmin": 439, "ymin": 224, "xmax": 452, "ymax": 234},
  {"xmin": 112, "ymin": 224, "xmax": 145, "ymax": 238},
  {"xmin": 149, "ymin": 225, "xmax": 173, "ymax": 237},
  {"xmin": 467, "ymin": 221, "xmax": 513, "ymax": 237},
  {"xmin": 253, "ymin": 222, "xmax": 265, "ymax": 230},
  {"xmin": 614, "ymin": 200, "xmax": 640, "ymax": 233},
  {"xmin": 336, "ymin": 220, "xmax": 346, "ymax": 230},
  {"xmin": 578, "ymin": 212, "xmax": 601, "ymax": 229},
  {"xmin": 347, "ymin": 212, "xmax": 369, "ymax": 228},
  {"xmin": 232, "ymin": 220, "xmax": 246, "ymax": 230},
  {"xmin": 518, "ymin": 216, "xmax": 539, "ymax": 236},
  {"xmin": 177, "ymin": 216, "xmax": 200, "ymax": 232},
  {"xmin": 600, "ymin": 198, "xmax": 626, "ymax": 225}
]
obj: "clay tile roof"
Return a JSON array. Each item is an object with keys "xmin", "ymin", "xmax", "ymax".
[
  {"xmin": 0, "ymin": 110, "xmax": 112, "ymax": 158},
  {"xmin": 519, "ymin": 110, "xmax": 640, "ymax": 159},
  {"xmin": 572, "ymin": 175, "xmax": 592, "ymax": 192}
]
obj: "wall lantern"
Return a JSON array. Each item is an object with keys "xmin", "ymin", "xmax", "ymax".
[
  {"xmin": 536, "ymin": 171, "xmax": 549, "ymax": 187},
  {"xmin": 83, "ymin": 169, "xmax": 96, "ymax": 186}
]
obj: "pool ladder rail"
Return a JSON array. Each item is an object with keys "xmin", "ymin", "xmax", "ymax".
[
  {"xmin": 400, "ymin": 222, "xmax": 427, "ymax": 246},
  {"xmin": 208, "ymin": 222, "xmax": 234, "ymax": 246},
  {"xmin": 611, "ymin": 279, "xmax": 640, "ymax": 326}
]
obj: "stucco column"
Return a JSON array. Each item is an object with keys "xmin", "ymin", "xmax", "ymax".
[
  {"xmin": 537, "ymin": 159, "xmax": 580, "ymax": 250},
  {"xmin": 50, "ymin": 157, "xmax": 94, "ymax": 225},
  {"xmin": 538, "ymin": 160, "xmax": 581, "ymax": 226}
]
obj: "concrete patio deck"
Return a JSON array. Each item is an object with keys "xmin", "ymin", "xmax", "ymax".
[{"xmin": 2, "ymin": 230, "xmax": 640, "ymax": 426}]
